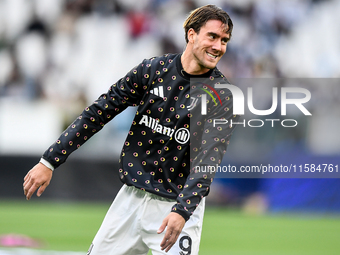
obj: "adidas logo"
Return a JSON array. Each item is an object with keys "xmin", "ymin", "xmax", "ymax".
[{"xmin": 150, "ymin": 86, "xmax": 164, "ymax": 98}]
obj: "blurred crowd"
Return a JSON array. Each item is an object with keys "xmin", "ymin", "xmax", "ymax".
[
  {"xmin": 1, "ymin": 0, "xmax": 339, "ymax": 102},
  {"xmin": 0, "ymin": 0, "xmax": 339, "ymax": 156}
]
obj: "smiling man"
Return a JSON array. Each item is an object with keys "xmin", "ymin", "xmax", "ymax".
[
  {"xmin": 23, "ymin": 5, "xmax": 237, "ymax": 255},
  {"xmin": 182, "ymin": 16, "xmax": 231, "ymax": 74}
]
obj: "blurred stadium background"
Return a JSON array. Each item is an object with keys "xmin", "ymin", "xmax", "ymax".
[{"xmin": 1, "ymin": 0, "xmax": 340, "ymax": 254}]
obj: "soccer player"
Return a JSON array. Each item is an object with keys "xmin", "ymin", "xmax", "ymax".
[{"xmin": 23, "ymin": 5, "xmax": 238, "ymax": 255}]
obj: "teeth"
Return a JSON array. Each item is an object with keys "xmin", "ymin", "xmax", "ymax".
[{"xmin": 207, "ymin": 53, "xmax": 217, "ymax": 59}]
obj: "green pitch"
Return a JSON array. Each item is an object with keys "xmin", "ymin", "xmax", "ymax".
[{"xmin": 0, "ymin": 200, "xmax": 339, "ymax": 255}]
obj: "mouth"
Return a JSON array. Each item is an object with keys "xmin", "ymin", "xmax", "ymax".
[{"xmin": 206, "ymin": 52, "xmax": 219, "ymax": 60}]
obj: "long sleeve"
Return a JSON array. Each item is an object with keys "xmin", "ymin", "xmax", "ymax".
[
  {"xmin": 40, "ymin": 53, "xmax": 239, "ymax": 222},
  {"xmin": 172, "ymin": 78, "xmax": 239, "ymax": 220},
  {"xmin": 42, "ymin": 59, "xmax": 152, "ymax": 169}
]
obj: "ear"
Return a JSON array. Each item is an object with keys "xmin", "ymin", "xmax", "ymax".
[{"xmin": 187, "ymin": 28, "xmax": 196, "ymax": 44}]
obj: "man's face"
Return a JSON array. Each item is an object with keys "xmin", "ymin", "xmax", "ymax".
[{"xmin": 189, "ymin": 19, "xmax": 230, "ymax": 71}]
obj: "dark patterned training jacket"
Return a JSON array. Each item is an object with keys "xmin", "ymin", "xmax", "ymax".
[{"xmin": 42, "ymin": 53, "xmax": 238, "ymax": 221}]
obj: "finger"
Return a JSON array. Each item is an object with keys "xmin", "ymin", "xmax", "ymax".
[
  {"xmin": 37, "ymin": 181, "xmax": 49, "ymax": 197},
  {"xmin": 161, "ymin": 227, "xmax": 174, "ymax": 250},
  {"xmin": 24, "ymin": 170, "xmax": 31, "ymax": 182},
  {"xmin": 23, "ymin": 178, "xmax": 32, "ymax": 196},
  {"xmin": 157, "ymin": 220, "xmax": 167, "ymax": 234},
  {"xmin": 165, "ymin": 242, "xmax": 174, "ymax": 253},
  {"xmin": 26, "ymin": 183, "xmax": 40, "ymax": 200},
  {"xmin": 23, "ymin": 172, "xmax": 32, "ymax": 195},
  {"xmin": 163, "ymin": 232, "xmax": 177, "ymax": 252},
  {"xmin": 163, "ymin": 238, "xmax": 175, "ymax": 252},
  {"xmin": 23, "ymin": 175, "xmax": 31, "ymax": 188},
  {"xmin": 164, "ymin": 231, "xmax": 180, "ymax": 252}
]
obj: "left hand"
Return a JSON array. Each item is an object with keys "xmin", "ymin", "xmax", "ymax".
[{"xmin": 157, "ymin": 212, "xmax": 186, "ymax": 252}]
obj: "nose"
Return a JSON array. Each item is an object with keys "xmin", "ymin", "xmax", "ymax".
[{"xmin": 212, "ymin": 40, "xmax": 222, "ymax": 52}]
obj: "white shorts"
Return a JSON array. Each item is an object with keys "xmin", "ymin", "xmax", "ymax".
[{"xmin": 87, "ymin": 184, "xmax": 205, "ymax": 255}]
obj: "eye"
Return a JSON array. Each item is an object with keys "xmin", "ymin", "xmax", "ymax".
[{"xmin": 222, "ymin": 38, "xmax": 228, "ymax": 44}]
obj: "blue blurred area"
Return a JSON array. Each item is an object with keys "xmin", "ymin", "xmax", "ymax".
[
  {"xmin": 215, "ymin": 137, "xmax": 340, "ymax": 212},
  {"xmin": 263, "ymin": 143, "xmax": 340, "ymax": 212},
  {"xmin": 262, "ymin": 178, "xmax": 340, "ymax": 213}
]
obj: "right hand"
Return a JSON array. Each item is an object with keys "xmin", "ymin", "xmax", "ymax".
[
  {"xmin": 23, "ymin": 162, "xmax": 53, "ymax": 200},
  {"xmin": 158, "ymin": 212, "xmax": 186, "ymax": 252}
]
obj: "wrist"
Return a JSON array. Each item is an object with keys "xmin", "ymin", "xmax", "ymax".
[{"xmin": 39, "ymin": 158, "xmax": 55, "ymax": 171}]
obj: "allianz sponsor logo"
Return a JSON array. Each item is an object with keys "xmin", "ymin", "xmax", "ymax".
[{"xmin": 139, "ymin": 115, "xmax": 189, "ymax": 144}]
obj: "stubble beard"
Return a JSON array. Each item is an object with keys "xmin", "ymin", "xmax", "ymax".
[{"xmin": 193, "ymin": 50, "xmax": 216, "ymax": 72}]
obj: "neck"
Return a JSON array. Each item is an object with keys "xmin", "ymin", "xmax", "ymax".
[{"xmin": 181, "ymin": 48, "xmax": 210, "ymax": 75}]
